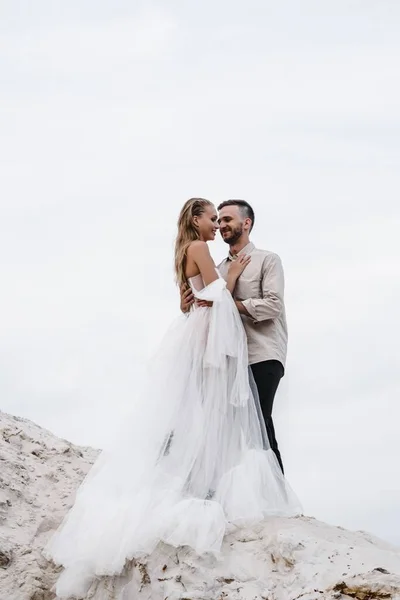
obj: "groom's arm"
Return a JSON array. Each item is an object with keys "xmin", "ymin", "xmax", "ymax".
[
  {"xmin": 240, "ymin": 253, "xmax": 285, "ymax": 322},
  {"xmin": 234, "ymin": 300, "xmax": 251, "ymax": 316},
  {"xmin": 180, "ymin": 287, "xmax": 212, "ymax": 312},
  {"xmin": 180, "ymin": 287, "xmax": 194, "ymax": 313}
]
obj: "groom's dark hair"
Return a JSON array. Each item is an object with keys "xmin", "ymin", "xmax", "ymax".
[{"xmin": 217, "ymin": 200, "xmax": 255, "ymax": 232}]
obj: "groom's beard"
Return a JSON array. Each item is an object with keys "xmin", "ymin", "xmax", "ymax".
[{"xmin": 220, "ymin": 224, "xmax": 243, "ymax": 246}]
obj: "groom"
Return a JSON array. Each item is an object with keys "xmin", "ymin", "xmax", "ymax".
[{"xmin": 181, "ymin": 200, "xmax": 288, "ymax": 474}]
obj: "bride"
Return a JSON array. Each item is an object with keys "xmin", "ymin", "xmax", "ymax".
[{"xmin": 45, "ymin": 198, "xmax": 301, "ymax": 598}]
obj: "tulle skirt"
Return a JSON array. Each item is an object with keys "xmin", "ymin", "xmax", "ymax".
[{"xmin": 44, "ymin": 278, "xmax": 301, "ymax": 598}]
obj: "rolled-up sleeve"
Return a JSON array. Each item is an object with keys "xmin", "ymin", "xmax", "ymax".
[{"xmin": 242, "ymin": 253, "xmax": 284, "ymax": 322}]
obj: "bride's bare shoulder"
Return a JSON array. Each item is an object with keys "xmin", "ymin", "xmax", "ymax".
[{"xmin": 187, "ymin": 241, "xmax": 210, "ymax": 256}]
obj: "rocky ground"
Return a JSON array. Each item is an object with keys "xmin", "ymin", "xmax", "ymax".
[{"xmin": 1, "ymin": 410, "xmax": 400, "ymax": 600}]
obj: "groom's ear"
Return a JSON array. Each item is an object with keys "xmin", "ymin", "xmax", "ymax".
[{"xmin": 243, "ymin": 217, "xmax": 252, "ymax": 231}]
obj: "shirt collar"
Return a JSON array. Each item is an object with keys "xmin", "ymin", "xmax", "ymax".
[{"xmin": 227, "ymin": 241, "xmax": 255, "ymax": 261}]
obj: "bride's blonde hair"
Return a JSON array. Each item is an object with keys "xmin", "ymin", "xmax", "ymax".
[{"xmin": 174, "ymin": 197, "xmax": 214, "ymax": 289}]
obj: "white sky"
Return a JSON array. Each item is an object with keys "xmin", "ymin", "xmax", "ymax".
[{"xmin": 1, "ymin": 1, "xmax": 400, "ymax": 545}]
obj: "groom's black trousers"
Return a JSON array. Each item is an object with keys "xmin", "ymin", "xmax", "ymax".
[{"xmin": 250, "ymin": 359, "xmax": 285, "ymax": 474}]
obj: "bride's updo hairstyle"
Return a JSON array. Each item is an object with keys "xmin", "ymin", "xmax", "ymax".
[{"xmin": 175, "ymin": 197, "xmax": 213, "ymax": 289}]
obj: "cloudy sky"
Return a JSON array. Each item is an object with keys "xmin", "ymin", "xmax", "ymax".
[{"xmin": 1, "ymin": 1, "xmax": 399, "ymax": 544}]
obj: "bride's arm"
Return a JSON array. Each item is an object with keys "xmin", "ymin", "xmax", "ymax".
[
  {"xmin": 226, "ymin": 255, "xmax": 251, "ymax": 293},
  {"xmin": 188, "ymin": 241, "xmax": 251, "ymax": 294},
  {"xmin": 187, "ymin": 241, "xmax": 219, "ymax": 286}
]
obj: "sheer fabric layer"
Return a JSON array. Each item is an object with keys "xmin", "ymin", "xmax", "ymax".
[{"xmin": 45, "ymin": 275, "xmax": 301, "ymax": 598}]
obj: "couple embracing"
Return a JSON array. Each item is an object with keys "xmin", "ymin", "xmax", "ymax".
[{"xmin": 45, "ymin": 198, "xmax": 302, "ymax": 598}]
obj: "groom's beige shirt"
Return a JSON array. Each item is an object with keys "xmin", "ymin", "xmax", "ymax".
[{"xmin": 218, "ymin": 242, "xmax": 288, "ymax": 367}]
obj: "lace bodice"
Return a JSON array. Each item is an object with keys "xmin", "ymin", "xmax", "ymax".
[{"xmin": 188, "ymin": 273, "xmax": 205, "ymax": 293}]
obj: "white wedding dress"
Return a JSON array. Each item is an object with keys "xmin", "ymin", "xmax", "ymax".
[{"xmin": 45, "ymin": 273, "xmax": 301, "ymax": 598}]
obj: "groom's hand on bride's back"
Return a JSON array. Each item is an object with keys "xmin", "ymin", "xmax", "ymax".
[
  {"xmin": 180, "ymin": 286, "xmax": 195, "ymax": 313},
  {"xmin": 180, "ymin": 286, "xmax": 213, "ymax": 312}
]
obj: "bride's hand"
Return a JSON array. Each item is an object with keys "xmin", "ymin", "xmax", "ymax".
[{"xmin": 228, "ymin": 254, "xmax": 251, "ymax": 279}]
